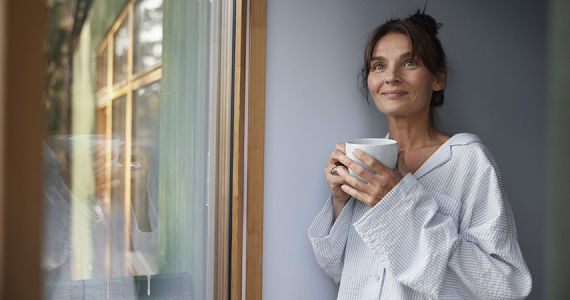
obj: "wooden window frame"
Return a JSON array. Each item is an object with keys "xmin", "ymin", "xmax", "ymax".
[
  {"xmin": 213, "ymin": 0, "xmax": 235, "ymax": 299},
  {"xmin": 231, "ymin": 0, "xmax": 266, "ymax": 299}
]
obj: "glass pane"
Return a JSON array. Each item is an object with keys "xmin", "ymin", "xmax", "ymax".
[
  {"xmin": 43, "ymin": 0, "xmax": 223, "ymax": 298},
  {"xmin": 133, "ymin": 0, "xmax": 163, "ymax": 74},
  {"xmin": 95, "ymin": 108, "xmax": 107, "ymax": 201},
  {"xmin": 110, "ymin": 96, "xmax": 127, "ymax": 278},
  {"xmin": 131, "ymin": 81, "xmax": 160, "ymax": 236},
  {"xmin": 97, "ymin": 46, "xmax": 107, "ymax": 91},
  {"xmin": 113, "ymin": 19, "xmax": 129, "ymax": 85}
]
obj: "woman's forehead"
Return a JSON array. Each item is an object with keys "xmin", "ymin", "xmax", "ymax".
[{"xmin": 373, "ymin": 33, "xmax": 411, "ymax": 57}]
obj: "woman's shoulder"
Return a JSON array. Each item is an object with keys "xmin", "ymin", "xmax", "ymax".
[
  {"xmin": 446, "ymin": 132, "xmax": 498, "ymax": 169},
  {"xmin": 447, "ymin": 132, "xmax": 482, "ymax": 146}
]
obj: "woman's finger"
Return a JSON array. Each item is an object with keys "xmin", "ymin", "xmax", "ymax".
[
  {"xmin": 327, "ymin": 162, "xmax": 342, "ymax": 174},
  {"xmin": 326, "ymin": 149, "xmax": 345, "ymax": 167},
  {"xmin": 324, "ymin": 163, "xmax": 343, "ymax": 176},
  {"xmin": 325, "ymin": 150, "xmax": 338, "ymax": 167},
  {"xmin": 332, "ymin": 149, "xmax": 349, "ymax": 164},
  {"xmin": 336, "ymin": 167, "xmax": 369, "ymax": 192},
  {"xmin": 337, "ymin": 154, "xmax": 377, "ymax": 183},
  {"xmin": 327, "ymin": 175, "xmax": 346, "ymax": 188},
  {"xmin": 334, "ymin": 143, "xmax": 346, "ymax": 154},
  {"xmin": 326, "ymin": 166, "xmax": 348, "ymax": 183},
  {"xmin": 352, "ymin": 149, "xmax": 391, "ymax": 174},
  {"xmin": 324, "ymin": 164, "xmax": 337, "ymax": 178},
  {"xmin": 340, "ymin": 184, "xmax": 374, "ymax": 207},
  {"xmin": 325, "ymin": 143, "xmax": 346, "ymax": 166}
]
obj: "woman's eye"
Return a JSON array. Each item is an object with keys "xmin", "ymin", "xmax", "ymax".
[
  {"xmin": 403, "ymin": 60, "xmax": 416, "ymax": 67},
  {"xmin": 373, "ymin": 64, "xmax": 385, "ymax": 70}
]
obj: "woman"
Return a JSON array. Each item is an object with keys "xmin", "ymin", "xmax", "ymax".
[{"xmin": 308, "ymin": 12, "xmax": 532, "ymax": 299}]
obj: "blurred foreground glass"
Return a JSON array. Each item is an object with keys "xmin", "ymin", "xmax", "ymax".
[{"xmin": 43, "ymin": 0, "xmax": 224, "ymax": 298}]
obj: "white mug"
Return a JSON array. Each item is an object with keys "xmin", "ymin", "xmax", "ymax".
[{"xmin": 345, "ymin": 138, "xmax": 398, "ymax": 181}]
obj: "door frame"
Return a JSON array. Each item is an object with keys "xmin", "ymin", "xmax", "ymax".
[
  {"xmin": 0, "ymin": 1, "xmax": 45, "ymax": 299},
  {"xmin": 231, "ymin": 0, "xmax": 266, "ymax": 299}
]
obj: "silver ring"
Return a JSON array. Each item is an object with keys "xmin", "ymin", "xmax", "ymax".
[{"xmin": 329, "ymin": 166, "xmax": 338, "ymax": 175}]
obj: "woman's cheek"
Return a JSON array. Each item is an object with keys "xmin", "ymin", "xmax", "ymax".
[
  {"xmin": 367, "ymin": 76, "xmax": 383, "ymax": 93},
  {"xmin": 372, "ymin": 96, "xmax": 389, "ymax": 114}
]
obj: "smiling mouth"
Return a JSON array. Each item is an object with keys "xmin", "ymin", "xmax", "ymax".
[{"xmin": 381, "ymin": 90, "xmax": 408, "ymax": 98}]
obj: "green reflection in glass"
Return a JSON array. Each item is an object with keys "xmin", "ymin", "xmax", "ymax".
[
  {"xmin": 113, "ymin": 20, "xmax": 129, "ymax": 85},
  {"xmin": 132, "ymin": 81, "xmax": 160, "ymax": 233},
  {"xmin": 134, "ymin": 0, "xmax": 163, "ymax": 74}
]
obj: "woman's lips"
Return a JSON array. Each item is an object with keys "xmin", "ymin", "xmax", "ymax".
[{"xmin": 381, "ymin": 90, "xmax": 408, "ymax": 99}]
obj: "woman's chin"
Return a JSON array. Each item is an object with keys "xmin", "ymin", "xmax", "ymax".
[
  {"xmin": 375, "ymin": 102, "xmax": 430, "ymax": 119},
  {"xmin": 375, "ymin": 105, "xmax": 411, "ymax": 117}
]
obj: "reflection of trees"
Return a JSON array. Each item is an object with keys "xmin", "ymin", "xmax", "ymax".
[
  {"xmin": 45, "ymin": 0, "xmax": 93, "ymax": 136},
  {"xmin": 134, "ymin": 0, "xmax": 163, "ymax": 73},
  {"xmin": 113, "ymin": 21, "xmax": 130, "ymax": 84},
  {"xmin": 45, "ymin": 0, "xmax": 93, "ymax": 181}
]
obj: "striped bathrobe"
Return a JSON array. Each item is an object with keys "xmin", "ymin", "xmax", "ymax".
[{"xmin": 309, "ymin": 133, "xmax": 532, "ymax": 299}]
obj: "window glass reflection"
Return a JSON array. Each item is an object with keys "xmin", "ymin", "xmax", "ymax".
[
  {"xmin": 134, "ymin": 0, "xmax": 163, "ymax": 74},
  {"xmin": 110, "ymin": 96, "xmax": 128, "ymax": 277},
  {"xmin": 97, "ymin": 45, "xmax": 107, "ymax": 91},
  {"xmin": 131, "ymin": 82, "xmax": 160, "ymax": 234},
  {"xmin": 113, "ymin": 19, "xmax": 129, "ymax": 85},
  {"xmin": 43, "ymin": 0, "xmax": 216, "ymax": 298}
]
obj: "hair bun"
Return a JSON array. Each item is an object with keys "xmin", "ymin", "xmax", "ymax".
[{"xmin": 409, "ymin": 11, "xmax": 441, "ymax": 36}]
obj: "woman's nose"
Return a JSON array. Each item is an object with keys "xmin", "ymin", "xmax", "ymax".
[{"xmin": 384, "ymin": 67, "xmax": 401, "ymax": 84}]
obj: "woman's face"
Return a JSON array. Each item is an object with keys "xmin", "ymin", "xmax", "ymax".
[{"xmin": 367, "ymin": 33, "xmax": 443, "ymax": 120}]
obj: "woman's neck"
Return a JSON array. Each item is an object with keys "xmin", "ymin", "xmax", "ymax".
[{"xmin": 387, "ymin": 115, "xmax": 442, "ymax": 152}]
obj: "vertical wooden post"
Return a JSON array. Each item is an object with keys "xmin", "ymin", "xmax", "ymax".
[
  {"xmin": 232, "ymin": 0, "xmax": 266, "ymax": 299},
  {"xmin": 245, "ymin": 0, "xmax": 266, "ymax": 299},
  {"xmin": 124, "ymin": 1, "xmax": 135, "ymax": 261},
  {"xmin": 0, "ymin": 1, "xmax": 45, "ymax": 299},
  {"xmin": 231, "ymin": 0, "xmax": 247, "ymax": 298}
]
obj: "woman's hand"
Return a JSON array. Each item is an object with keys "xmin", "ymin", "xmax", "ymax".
[
  {"xmin": 324, "ymin": 143, "xmax": 351, "ymax": 218},
  {"xmin": 335, "ymin": 149, "xmax": 409, "ymax": 207}
]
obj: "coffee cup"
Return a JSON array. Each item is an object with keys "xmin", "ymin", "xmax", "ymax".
[{"xmin": 345, "ymin": 138, "xmax": 398, "ymax": 181}]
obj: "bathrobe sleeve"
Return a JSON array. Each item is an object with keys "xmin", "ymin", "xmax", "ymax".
[
  {"xmin": 308, "ymin": 196, "xmax": 356, "ymax": 284},
  {"xmin": 353, "ymin": 149, "xmax": 532, "ymax": 299}
]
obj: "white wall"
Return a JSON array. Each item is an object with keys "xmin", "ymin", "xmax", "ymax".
[{"xmin": 263, "ymin": 0, "xmax": 547, "ymax": 299}]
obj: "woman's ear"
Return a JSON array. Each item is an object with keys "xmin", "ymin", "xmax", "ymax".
[{"xmin": 432, "ymin": 71, "xmax": 446, "ymax": 92}]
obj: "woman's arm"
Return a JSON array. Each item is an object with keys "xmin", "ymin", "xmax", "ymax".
[
  {"xmin": 354, "ymin": 170, "xmax": 532, "ymax": 299},
  {"xmin": 308, "ymin": 195, "xmax": 355, "ymax": 284},
  {"xmin": 308, "ymin": 142, "xmax": 356, "ymax": 283}
]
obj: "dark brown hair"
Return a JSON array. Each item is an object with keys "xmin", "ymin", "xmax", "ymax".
[{"xmin": 361, "ymin": 12, "xmax": 447, "ymax": 128}]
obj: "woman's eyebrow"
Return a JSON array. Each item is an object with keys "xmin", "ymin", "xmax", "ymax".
[
  {"xmin": 371, "ymin": 52, "xmax": 412, "ymax": 62},
  {"xmin": 399, "ymin": 52, "xmax": 412, "ymax": 60}
]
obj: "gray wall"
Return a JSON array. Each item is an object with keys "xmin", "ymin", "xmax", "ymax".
[{"xmin": 263, "ymin": 0, "xmax": 547, "ymax": 299}]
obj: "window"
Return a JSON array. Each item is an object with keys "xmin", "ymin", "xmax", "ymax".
[
  {"xmin": 1, "ymin": 0, "xmax": 268, "ymax": 298},
  {"xmin": 34, "ymin": 0, "xmax": 265, "ymax": 299},
  {"xmin": 42, "ymin": 0, "xmax": 235, "ymax": 298}
]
